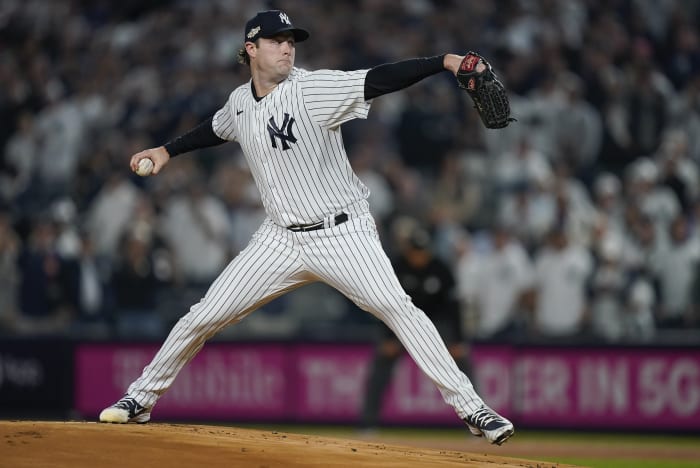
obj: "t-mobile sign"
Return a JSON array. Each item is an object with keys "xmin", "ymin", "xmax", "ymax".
[{"xmin": 75, "ymin": 344, "xmax": 290, "ymax": 420}]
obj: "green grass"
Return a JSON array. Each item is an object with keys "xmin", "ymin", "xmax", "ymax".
[
  {"xmin": 540, "ymin": 459, "xmax": 700, "ymax": 468},
  {"xmin": 514, "ymin": 430, "xmax": 700, "ymax": 447}
]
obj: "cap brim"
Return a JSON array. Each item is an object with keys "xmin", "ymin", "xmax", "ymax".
[{"xmin": 262, "ymin": 27, "xmax": 309, "ymax": 42}]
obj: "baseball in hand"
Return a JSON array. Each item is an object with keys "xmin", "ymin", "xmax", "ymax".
[{"xmin": 135, "ymin": 158, "xmax": 154, "ymax": 177}]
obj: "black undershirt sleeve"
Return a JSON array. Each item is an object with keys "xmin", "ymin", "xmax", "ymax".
[
  {"xmin": 164, "ymin": 57, "xmax": 446, "ymax": 155},
  {"xmin": 364, "ymin": 54, "xmax": 446, "ymax": 100},
  {"xmin": 163, "ymin": 116, "xmax": 227, "ymax": 157}
]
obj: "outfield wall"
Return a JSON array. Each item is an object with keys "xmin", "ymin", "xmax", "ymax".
[{"xmin": 1, "ymin": 340, "xmax": 698, "ymax": 430}]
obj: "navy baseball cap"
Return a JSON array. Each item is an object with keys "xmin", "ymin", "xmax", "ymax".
[{"xmin": 244, "ymin": 10, "xmax": 309, "ymax": 43}]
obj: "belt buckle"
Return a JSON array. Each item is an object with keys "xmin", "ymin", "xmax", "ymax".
[
  {"xmin": 304, "ymin": 220, "xmax": 324, "ymax": 231},
  {"xmin": 288, "ymin": 212, "xmax": 348, "ymax": 232},
  {"xmin": 288, "ymin": 220, "xmax": 322, "ymax": 232}
]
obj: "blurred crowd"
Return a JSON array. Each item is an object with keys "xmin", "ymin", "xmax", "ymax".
[{"xmin": 1, "ymin": 0, "xmax": 700, "ymax": 344}]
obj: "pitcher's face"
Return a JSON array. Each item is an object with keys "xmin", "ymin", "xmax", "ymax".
[{"xmin": 248, "ymin": 32, "xmax": 296, "ymax": 80}]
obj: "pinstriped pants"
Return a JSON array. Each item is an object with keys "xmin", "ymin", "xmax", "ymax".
[{"xmin": 127, "ymin": 212, "xmax": 483, "ymax": 419}]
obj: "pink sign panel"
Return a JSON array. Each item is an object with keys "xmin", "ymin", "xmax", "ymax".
[
  {"xmin": 290, "ymin": 344, "xmax": 372, "ymax": 421},
  {"xmin": 75, "ymin": 343, "xmax": 461, "ymax": 424},
  {"xmin": 75, "ymin": 343, "xmax": 290, "ymax": 420},
  {"xmin": 510, "ymin": 347, "xmax": 700, "ymax": 429},
  {"xmin": 379, "ymin": 354, "xmax": 459, "ymax": 424},
  {"xmin": 75, "ymin": 343, "xmax": 700, "ymax": 430},
  {"xmin": 291, "ymin": 345, "xmax": 459, "ymax": 424},
  {"xmin": 470, "ymin": 345, "xmax": 516, "ymax": 418}
]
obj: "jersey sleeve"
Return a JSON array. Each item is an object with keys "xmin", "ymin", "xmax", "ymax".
[
  {"xmin": 299, "ymin": 69, "xmax": 371, "ymax": 129},
  {"xmin": 212, "ymin": 95, "xmax": 237, "ymax": 141}
]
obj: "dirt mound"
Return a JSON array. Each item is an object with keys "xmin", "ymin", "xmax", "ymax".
[{"xmin": 0, "ymin": 421, "xmax": 575, "ymax": 467}]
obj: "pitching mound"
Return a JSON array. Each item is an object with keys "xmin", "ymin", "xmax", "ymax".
[{"xmin": 0, "ymin": 421, "xmax": 575, "ymax": 468}]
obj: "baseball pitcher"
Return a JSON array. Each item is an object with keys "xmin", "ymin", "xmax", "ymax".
[{"xmin": 99, "ymin": 10, "xmax": 515, "ymax": 445}]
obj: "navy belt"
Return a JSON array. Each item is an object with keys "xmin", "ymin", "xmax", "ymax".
[{"xmin": 287, "ymin": 213, "xmax": 349, "ymax": 232}]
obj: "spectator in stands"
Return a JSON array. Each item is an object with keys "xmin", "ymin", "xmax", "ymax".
[
  {"xmin": 160, "ymin": 173, "xmax": 229, "ymax": 287},
  {"xmin": 621, "ymin": 38, "xmax": 675, "ymax": 157},
  {"xmin": 655, "ymin": 129, "xmax": 699, "ymax": 213},
  {"xmin": 0, "ymin": 208, "xmax": 21, "ymax": 332},
  {"xmin": 588, "ymin": 235, "xmax": 628, "ymax": 342},
  {"xmin": 530, "ymin": 227, "xmax": 593, "ymax": 340},
  {"xmin": 625, "ymin": 157, "xmax": 681, "ymax": 246},
  {"xmin": 111, "ymin": 229, "xmax": 168, "ymax": 338},
  {"xmin": 493, "ymin": 136, "xmax": 553, "ymax": 194},
  {"xmin": 668, "ymin": 73, "xmax": 700, "ymax": 161},
  {"xmin": 394, "ymin": 82, "xmax": 461, "ymax": 178},
  {"xmin": 622, "ymin": 267, "xmax": 658, "ymax": 342},
  {"xmin": 84, "ymin": 169, "xmax": 141, "ymax": 259},
  {"xmin": 497, "ymin": 169, "xmax": 557, "ymax": 251},
  {"xmin": 621, "ymin": 211, "xmax": 663, "ymax": 293},
  {"xmin": 382, "ymin": 159, "xmax": 431, "ymax": 222},
  {"xmin": 651, "ymin": 214, "xmax": 700, "ymax": 329},
  {"xmin": 554, "ymin": 72, "xmax": 603, "ymax": 178},
  {"xmin": 212, "ymin": 158, "xmax": 267, "ymax": 256},
  {"xmin": 663, "ymin": 16, "xmax": 700, "ymax": 91},
  {"xmin": 51, "ymin": 197, "xmax": 81, "ymax": 260},
  {"xmin": 453, "ymin": 228, "xmax": 480, "ymax": 338},
  {"xmin": 429, "ymin": 153, "xmax": 486, "ymax": 259},
  {"xmin": 550, "ymin": 158, "xmax": 597, "ymax": 248},
  {"xmin": 1, "ymin": 112, "xmax": 37, "ymax": 208},
  {"xmin": 70, "ymin": 230, "xmax": 113, "ymax": 338},
  {"xmin": 349, "ymin": 140, "xmax": 395, "ymax": 226},
  {"xmin": 32, "ymin": 89, "xmax": 89, "ymax": 200},
  {"xmin": 591, "ymin": 172, "xmax": 626, "ymax": 250},
  {"xmin": 16, "ymin": 219, "xmax": 77, "ymax": 335},
  {"xmin": 460, "ymin": 223, "xmax": 533, "ymax": 341}
]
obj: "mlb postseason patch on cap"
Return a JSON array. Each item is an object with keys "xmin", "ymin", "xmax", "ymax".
[{"xmin": 244, "ymin": 10, "xmax": 309, "ymax": 43}]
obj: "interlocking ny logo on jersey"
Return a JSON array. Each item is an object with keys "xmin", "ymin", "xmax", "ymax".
[{"xmin": 267, "ymin": 113, "xmax": 297, "ymax": 150}]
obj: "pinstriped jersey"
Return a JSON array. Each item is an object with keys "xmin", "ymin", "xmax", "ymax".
[{"xmin": 212, "ymin": 67, "xmax": 372, "ymax": 227}]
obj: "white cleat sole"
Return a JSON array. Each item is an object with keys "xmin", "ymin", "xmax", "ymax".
[
  {"xmin": 468, "ymin": 423, "xmax": 515, "ymax": 445},
  {"xmin": 99, "ymin": 408, "xmax": 150, "ymax": 424},
  {"xmin": 490, "ymin": 426, "xmax": 515, "ymax": 446},
  {"xmin": 99, "ymin": 407, "xmax": 129, "ymax": 423}
]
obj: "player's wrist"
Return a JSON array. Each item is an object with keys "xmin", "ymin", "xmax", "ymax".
[{"xmin": 443, "ymin": 54, "xmax": 463, "ymax": 75}]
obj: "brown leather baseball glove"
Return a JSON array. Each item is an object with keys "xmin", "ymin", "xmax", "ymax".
[{"xmin": 456, "ymin": 52, "xmax": 516, "ymax": 129}]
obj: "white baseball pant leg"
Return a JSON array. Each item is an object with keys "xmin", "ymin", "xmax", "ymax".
[
  {"xmin": 127, "ymin": 220, "xmax": 310, "ymax": 408},
  {"xmin": 301, "ymin": 213, "xmax": 483, "ymax": 419}
]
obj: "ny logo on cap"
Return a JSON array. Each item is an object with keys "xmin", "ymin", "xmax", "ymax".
[{"xmin": 279, "ymin": 12, "xmax": 291, "ymax": 25}]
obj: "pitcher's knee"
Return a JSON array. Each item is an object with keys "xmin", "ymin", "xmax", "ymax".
[
  {"xmin": 363, "ymin": 294, "xmax": 416, "ymax": 321},
  {"xmin": 176, "ymin": 301, "xmax": 234, "ymax": 337}
]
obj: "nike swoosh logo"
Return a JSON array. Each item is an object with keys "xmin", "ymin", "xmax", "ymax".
[{"xmin": 236, "ymin": 110, "xmax": 244, "ymax": 115}]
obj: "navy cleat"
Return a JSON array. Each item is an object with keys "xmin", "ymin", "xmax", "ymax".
[{"xmin": 464, "ymin": 405, "xmax": 514, "ymax": 445}]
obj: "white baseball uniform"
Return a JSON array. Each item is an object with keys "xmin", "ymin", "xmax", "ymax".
[{"xmin": 125, "ymin": 67, "xmax": 484, "ymax": 419}]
